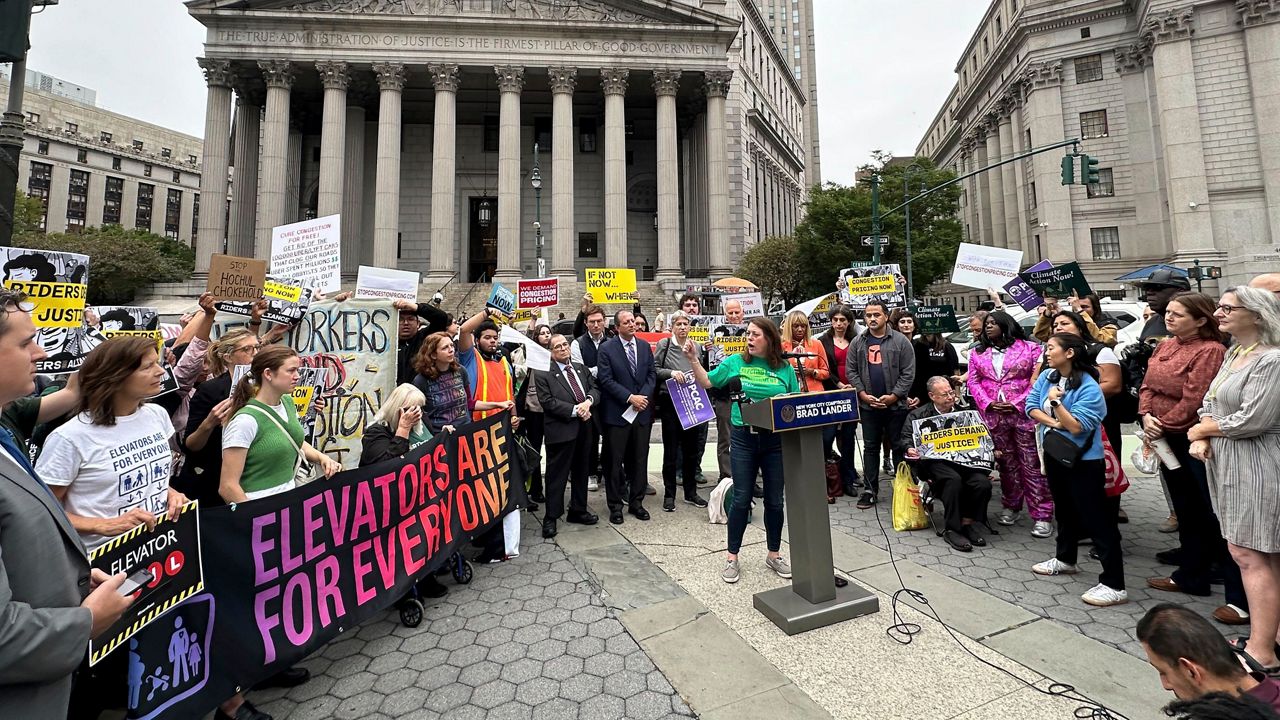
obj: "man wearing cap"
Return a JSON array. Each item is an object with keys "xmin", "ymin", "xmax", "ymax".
[{"xmin": 1137, "ymin": 269, "xmax": 1192, "ymax": 343}]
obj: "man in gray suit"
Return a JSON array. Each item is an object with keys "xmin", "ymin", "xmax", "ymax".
[{"xmin": 0, "ymin": 288, "xmax": 132, "ymax": 717}]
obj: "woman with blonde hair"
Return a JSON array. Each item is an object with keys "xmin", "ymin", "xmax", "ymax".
[
  {"xmin": 219, "ymin": 344, "xmax": 340, "ymax": 503},
  {"xmin": 361, "ymin": 383, "xmax": 430, "ymax": 467},
  {"xmin": 781, "ymin": 310, "xmax": 829, "ymax": 393}
]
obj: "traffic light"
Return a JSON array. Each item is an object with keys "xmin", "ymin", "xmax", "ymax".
[
  {"xmin": 1060, "ymin": 155, "xmax": 1075, "ymax": 186},
  {"xmin": 1083, "ymin": 154, "xmax": 1101, "ymax": 185},
  {"xmin": 0, "ymin": 0, "xmax": 32, "ymax": 63}
]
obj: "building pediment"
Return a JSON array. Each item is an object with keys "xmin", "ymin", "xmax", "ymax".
[{"xmin": 186, "ymin": 0, "xmax": 735, "ymax": 28}]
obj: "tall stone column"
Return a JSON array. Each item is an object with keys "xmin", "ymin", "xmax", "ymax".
[
  {"xmin": 342, "ymin": 103, "xmax": 366, "ymax": 274},
  {"xmin": 1148, "ymin": 10, "xmax": 1214, "ymax": 259},
  {"xmin": 427, "ymin": 63, "xmax": 460, "ymax": 283},
  {"xmin": 316, "ymin": 61, "xmax": 348, "ymax": 222},
  {"xmin": 1023, "ymin": 61, "xmax": 1074, "ymax": 259},
  {"xmin": 653, "ymin": 69, "xmax": 682, "ymax": 281},
  {"xmin": 256, "ymin": 60, "xmax": 294, "ymax": 258},
  {"xmin": 372, "ymin": 62, "xmax": 406, "ymax": 268},
  {"xmin": 229, "ymin": 91, "xmax": 261, "ymax": 258},
  {"xmin": 997, "ymin": 107, "xmax": 1020, "ymax": 251},
  {"xmin": 972, "ymin": 126, "xmax": 994, "ymax": 247},
  {"xmin": 195, "ymin": 58, "xmax": 234, "ymax": 272},
  {"xmin": 287, "ymin": 121, "xmax": 303, "ymax": 223},
  {"xmin": 1008, "ymin": 95, "xmax": 1033, "ymax": 259},
  {"xmin": 1115, "ymin": 43, "xmax": 1171, "ymax": 257},
  {"xmin": 548, "ymin": 66, "xmax": 578, "ymax": 279},
  {"xmin": 983, "ymin": 114, "xmax": 1008, "ymax": 250},
  {"xmin": 601, "ymin": 67, "xmax": 630, "ymax": 268},
  {"xmin": 704, "ymin": 70, "xmax": 733, "ymax": 275},
  {"xmin": 494, "ymin": 65, "xmax": 525, "ymax": 282},
  {"xmin": 1239, "ymin": 1, "xmax": 1280, "ymax": 247}
]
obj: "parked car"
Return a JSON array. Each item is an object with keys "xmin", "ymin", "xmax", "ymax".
[{"xmin": 946, "ymin": 299, "xmax": 1147, "ymax": 371}]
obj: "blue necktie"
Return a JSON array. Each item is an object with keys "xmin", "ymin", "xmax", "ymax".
[
  {"xmin": 625, "ymin": 341, "xmax": 637, "ymax": 375},
  {"xmin": 0, "ymin": 428, "xmax": 54, "ymax": 499}
]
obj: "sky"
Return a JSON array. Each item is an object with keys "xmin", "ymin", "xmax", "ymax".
[{"xmin": 20, "ymin": 0, "xmax": 989, "ymax": 187}]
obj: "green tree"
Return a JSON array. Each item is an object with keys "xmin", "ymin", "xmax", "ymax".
[
  {"xmin": 736, "ymin": 234, "xmax": 805, "ymax": 309},
  {"xmin": 11, "ymin": 190, "xmax": 47, "ymax": 237},
  {"xmin": 795, "ymin": 156, "xmax": 963, "ymax": 300},
  {"xmin": 15, "ymin": 224, "xmax": 195, "ymax": 304}
]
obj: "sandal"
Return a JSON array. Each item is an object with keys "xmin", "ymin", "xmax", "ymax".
[{"xmin": 1230, "ymin": 638, "xmax": 1280, "ymax": 676}]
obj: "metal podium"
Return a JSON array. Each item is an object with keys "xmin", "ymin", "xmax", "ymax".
[{"xmin": 738, "ymin": 388, "xmax": 880, "ymax": 634}]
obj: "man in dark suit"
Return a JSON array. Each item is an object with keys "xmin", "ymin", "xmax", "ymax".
[
  {"xmin": 535, "ymin": 334, "xmax": 601, "ymax": 538},
  {"xmin": 0, "ymin": 289, "xmax": 131, "ymax": 718},
  {"xmin": 596, "ymin": 310, "xmax": 657, "ymax": 524}
]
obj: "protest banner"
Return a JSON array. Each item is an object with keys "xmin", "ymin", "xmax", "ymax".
[
  {"xmin": 216, "ymin": 275, "xmax": 313, "ymax": 326},
  {"xmin": 270, "ymin": 214, "xmax": 341, "ymax": 293},
  {"xmin": 498, "ymin": 325, "xmax": 551, "ymax": 372},
  {"xmin": 788, "ymin": 293, "xmax": 836, "ymax": 334},
  {"xmin": 493, "ymin": 307, "xmax": 540, "ymax": 328},
  {"xmin": 93, "ymin": 306, "xmax": 163, "ymax": 354},
  {"xmin": 517, "ymin": 278, "xmax": 559, "ymax": 308},
  {"xmin": 950, "ymin": 243, "xmax": 1024, "ymax": 290},
  {"xmin": 721, "ymin": 291, "xmax": 765, "ymax": 317},
  {"xmin": 1003, "ymin": 260, "xmax": 1053, "ymax": 311},
  {"xmin": 355, "ymin": 265, "xmax": 420, "ymax": 302},
  {"xmin": 88, "ymin": 502, "xmax": 202, "ymax": 667},
  {"xmin": 124, "ymin": 416, "xmax": 521, "ymax": 720},
  {"xmin": 910, "ymin": 305, "xmax": 960, "ymax": 334},
  {"xmin": 837, "ymin": 263, "xmax": 906, "ymax": 311},
  {"xmin": 709, "ymin": 317, "xmax": 748, "ymax": 360},
  {"xmin": 686, "ymin": 314, "xmax": 716, "ymax": 345},
  {"xmin": 1019, "ymin": 261, "xmax": 1093, "ymax": 299},
  {"xmin": 206, "ymin": 254, "xmax": 266, "ymax": 302},
  {"xmin": 666, "ymin": 377, "xmax": 714, "ymax": 430},
  {"xmin": 286, "ymin": 299, "xmax": 398, "ymax": 466},
  {"xmin": 912, "ymin": 410, "xmax": 996, "ymax": 472},
  {"xmin": 1, "ymin": 247, "xmax": 99, "ymax": 374},
  {"xmin": 485, "ymin": 282, "xmax": 517, "ymax": 318},
  {"xmin": 585, "ymin": 268, "xmax": 637, "ymax": 304}
]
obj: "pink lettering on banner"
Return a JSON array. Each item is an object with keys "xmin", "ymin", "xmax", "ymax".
[
  {"xmin": 302, "ymin": 495, "xmax": 327, "ymax": 562},
  {"xmin": 283, "ymin": 573, "xmax": 313, "ymax": 646},
  {"xmin": 352, "ymin": 539, "xmax": 377, "ymax": 605},
  {"xmin": 314, "ymin": 555, "xmax": 344, "ymax": 626},
  {"xmin": 252, "ymin": 513, "xmax": 279, "ymax": 586},
  {"xmin": 254, "ymin": 586, "xmax": 282, "ymax": 663}
]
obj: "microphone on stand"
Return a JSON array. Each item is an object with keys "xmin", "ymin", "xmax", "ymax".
[{"xmin": 780, "ymin": 351, "xmax": 818, "ymax": 360}]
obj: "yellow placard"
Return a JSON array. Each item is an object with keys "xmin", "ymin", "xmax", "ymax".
[
  {"xmin": 921, "ymin": 426, "xmax": 987, "ymax": 453},
  {"xmin": 263, "ymin": 279, "xmax": 303, "ymax": 303},
  {"xmin": 688, "ymin": 326, "xmax": 710, "ymax": 344},
  {"xmin": 814, "ymin": 294, "xmax": 835, "ymax": 314},
  {"xmin": 101, "ymin": 329, "xmax": 164, "ymax": 355},
  {"xmin": 291, "ymin": 385, "xmax": 316, "ymax": 416},
  {"xmin": 493, "ymin": 308, "xmax": 538, "ymax": 327},
  {"xmin": 716, "ymin": 337, "xmax": 747, "ymax": 355},
  {"xmin": 4, "ymin": 280, "xmax": 87, "ymax": 327},
  {"xmin": 846, "ymin": 274, "xmax": 897, "ymax": 296},
  {"xmin": 584, "ymin": 268, "xmax": 638, "ymax": 304}
]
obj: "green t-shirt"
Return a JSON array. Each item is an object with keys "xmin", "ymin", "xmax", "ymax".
[{"xmin": 706, "ymin": 354, "xmax": 800, "ymax": 426}]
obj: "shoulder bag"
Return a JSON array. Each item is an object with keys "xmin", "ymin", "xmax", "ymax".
[{"xmin": 244, "ymin": 400, "xmax": 313, "ymax": 485}]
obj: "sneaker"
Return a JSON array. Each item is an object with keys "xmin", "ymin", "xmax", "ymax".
[
  {"xmin": 587, "ymin": 476, "xmax": 600, "ymax": 492},
  {"xmin": 662, "ymin": 496, "xmax": 675, "ymax": 512},
  {"xmin": 721, "ymin": 559, "xmax": 740, "ymax": 584},
  {"xmin": 882, "ymin": 457, "xmax": 893, "ymax": 476},
  {"xmin": 1031, "ymin": 521, "xmax": 1053, "ymax": 538},
  {"xmin": 645, "ymin": 484, "xmax": 657, "ymax": 496},
  {"xmin": 1081, "ymin": 583, "xmax": 1129, "ymax": 607},
  {"xmin": 996, "ymin": 509, "xmax": 1019, "ymax": 526},
  {"xmin": 683, "ymin": 493, "xmax": 708, "ymax": 508},
  {"xmin": 765, "ymin": 555, "xmax": 793, "ymax": 579},
  {"xmin": 1031, "ymin": 558, "xmax": 1079, "ymax": 576},
  {"xmin": 856, "ymin": 491, "xmax": 876, "ymax": 510}
]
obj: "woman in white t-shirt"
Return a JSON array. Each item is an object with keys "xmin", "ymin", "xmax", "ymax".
[
  {"xmin": 219, "ymin": 344, "xmax": 340, "ymax": 503},
  {"xmin": 39, "ymin": 336, "xmax": 188, "ymax": 552}
]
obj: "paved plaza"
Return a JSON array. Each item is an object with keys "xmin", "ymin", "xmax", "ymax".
[{"xmin": 245, "ymin": 427, "xmax": 1187, "ymax": 720}]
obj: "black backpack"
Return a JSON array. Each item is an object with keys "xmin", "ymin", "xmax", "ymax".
[{"xmin": 1113, "ymin": 341, "xmax": 1154, "ymax": 424}]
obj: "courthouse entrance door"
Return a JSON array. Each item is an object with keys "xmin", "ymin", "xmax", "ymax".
[{"xmin": 468, "ymin": 197, "xmax": 498, "ymax": 282}]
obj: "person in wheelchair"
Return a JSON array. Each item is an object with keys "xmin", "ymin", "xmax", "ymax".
[{"xmin": 900, "ymin": 376, "xmax": 994, "ymax": 552}]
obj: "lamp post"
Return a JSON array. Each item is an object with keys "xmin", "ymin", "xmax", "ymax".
[
  {"xmin": 870, "ymin": 174, "xmax": 882, "ymax": 266},
  {"xmin": 531, "ymin": 142, "xmax": 544, "ymax": 277}
]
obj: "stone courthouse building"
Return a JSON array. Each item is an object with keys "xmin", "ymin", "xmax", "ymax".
[
  {"xmin": 916, "ymin": 0, "xmax": 1280, "ymax": 300},
  {"xmin": 186, "ymin": 0, "xmax": 815, "ymax": 294}
]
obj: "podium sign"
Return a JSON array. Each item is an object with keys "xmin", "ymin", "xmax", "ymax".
[{"xmin": 771, "ymin": 390, "xmax": 858, "ymax": 432}]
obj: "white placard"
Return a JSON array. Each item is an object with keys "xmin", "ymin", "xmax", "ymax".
[
  {"xmin": 721, "ymin": 291, "xmax": 765, "ymax": 317},
  {"xmin": 499, "ymin": 325, "xmax": 551, "ymax": 372},
  {"xmin": 270, "ymin": 214, "xmax": 342, "ymax": 293},
  {"xmin": 355, "ymin": 265, "xmax": 420, "ymax": 302},
  {"xmin": 950, "ymin": 243, "xmax": 1024, "ymax": 290}
]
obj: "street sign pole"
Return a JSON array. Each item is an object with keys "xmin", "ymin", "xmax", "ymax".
[{"xmin": 870, "ymin": 175, "xmax": 881, "ymax": 266}]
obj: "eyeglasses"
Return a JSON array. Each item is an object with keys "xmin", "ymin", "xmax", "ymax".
[
  {"xmin": 234, "ymin": 343, "xmax": 262, "ymax": 354},
  {"xmin": 1216, "ymin": 304, "xmax": 1245, "ymax": 315},
  {"xmin": 931, "ymin": 390, "xmax": 957, "ymax": 398},
  {"xmin": 0, "ymin": 288, "xmax": 34, "ymax": 313}
]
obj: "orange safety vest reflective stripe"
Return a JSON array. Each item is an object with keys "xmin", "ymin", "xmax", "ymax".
[{"xmin": 473, "ymin": 354, "xmax": 513, "ymax": 421}]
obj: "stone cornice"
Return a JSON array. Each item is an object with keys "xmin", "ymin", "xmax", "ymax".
[
  {"xmin": 1144, "ymin": 7, "xmax": 1194, "ymax": 45},
  {"xmin": 1024, "ymin": 61, "xmax": 1062, "ymax": 92},
  {"xmin": 702, "ymin": 70, "xmax": 732, "ymax": 99},
  {"xmin": 373, "ymin": 62, "xmax": 407, "ymax": 91},
  {"xmin": 1113, "ymin": 42, "xmax": 1152, "ymax": 75},
  {"xmin": 258, "ymin": 59, "xmax": 295, "ymax": 89},
  {"xmin": 547, "ymin": 66, "xmax": 578, "ymax": 94},
  {"xmin": 652, "ymin": 69, "xmax": 681, "ymax": 97},
  {"xmin": 427, "ymin": 63, "xmax": 460, "ymax": 92},
  {"xmin": 315, "ymin": 60, "xmax": 350, "ymax": 90},
  {"xmin": 600, "ymin": 67, "xmax": 630, "ymax": 96},
  {"xmin": 197, "ymin": 57, "xmax": 235, "ymax": 88},
  {"xmin": 1237, "ymin": 0, "xmax": 1280, "ymax": 26}
]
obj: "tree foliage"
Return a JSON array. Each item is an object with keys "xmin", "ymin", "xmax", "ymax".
[
  {"xmin": 14, "ymin": 220, "xmax": 195, "ymax": 304},
  {"xmin": 794, "ymin": 155, "xmax": 963, "ymax": 300},
  {"xmin": 736, "ymin": 234, "xmax": 805, "ymax": 309},
  {"xmin": 12, "ymin": 191, "xmax": 46, "ymax": 237}
]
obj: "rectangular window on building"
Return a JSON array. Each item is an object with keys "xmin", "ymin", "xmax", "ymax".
[
  {"xmin": 104, "ymin": 176, "xmax": 123, "ymax": 225},
  {"xmin": 28, "ymin": 161, "xmax": 52, "ymax": 231},
  {"xmin": 26, "ymin": 111, "xmax": 39, "ymax": 124},
  {"xmin": 132, "ymin": 139, "xmax": 144, "ymax": 151},
  {"xmin": 1087, "ymin": 168, "xmax": 1115, "ymax": 198},
  {"xmin": 77, "ymin": 148, "xmax": 87, "ymax": 163},
  {"xmin": 65, "ymin": 122, "xmax": 78, "ymax": 134},
  {"xmin": 188, "ymin": 154, "xmax": 198, "ymax": 165},
  {"xmin": 1081, "ymin": 26, "xmax": 1091, "ymax": 39},
  {"xmin": 1080, "ymin": 110, "xmax": 1109, "ymax": 138},
  {"xmin": 136, "ymin": 183, "xmax": 154, "ymax": 230},
  {"xmin": 100, "ymin": 131, "xmax": 112, "ymax": 143},
  {"xmin": 67, "ymin": 169, "xmax": 89, "ymax": 233},
  {"xmin": 165, "ymin": 188, "xmax": 182, "ymax": 239},
  {"xmin": 1090, "ymin": 226, "xmax": 1121, "ymax": 260},
  {"xmin": 482, "ymin": 116, "xmax": 499, "ymax": 152},
  {"xmin": 37, "ymin": 140, "xmax": 48, "ymax": 155},
  {"xmin": 144, "ymin": 163, "xmax": 152, "ymax": 177},
  {"xmin": 112, "ymin": 156, "xmax": 121, "ymax": 171},
  {"xmin": 1029, "ymin": 181, "xmax": 1037, "ymax": 210},
  {"xmin": 578, "ymin": 117, "xmax": 597, "ymax": 153},
  {"xmin": 996, "ymin": 16, "xmax": 1002, "ymax": 34},
  {"xmin": 1075, "ymin": 54, "xmax": 1103, "ymax": 83},
  {"xmin": 578, "ymin": 232, "xmax": 598, "ymax": 258},
  {"xmin": 161, "ymin": 147, "xmax": 172, "ymax": 159},
  {"xmin": 173, "ymin": 170, "xmax": 181, "ymax": 183},
  {"xmin": 192, "ymin": 193, "xmax": 200, "ymax": 245}
]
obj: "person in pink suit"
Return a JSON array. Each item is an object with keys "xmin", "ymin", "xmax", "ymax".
[{"xmin": 967, "ymin": 311, "xmax": 1054, "ymax": 538}]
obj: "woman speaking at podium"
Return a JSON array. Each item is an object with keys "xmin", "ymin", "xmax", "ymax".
[{"xmin": 683, "ymin": 317, "xmax": 799, "ymax": 585}]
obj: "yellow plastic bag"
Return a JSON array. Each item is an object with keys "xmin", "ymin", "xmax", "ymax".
[{"xmin": 891, "ymin": 462, "xmax": 929, "ymax": 532}]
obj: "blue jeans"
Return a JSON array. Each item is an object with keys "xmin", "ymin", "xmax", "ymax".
[
  {"xmin": 822, "ymin": 422, "xmax": 861, "ymax": 491},
  {"xmin": 860, "ymin": 406, "xmax": 908, "ymax": 495},
  {"xmin": 728, "ymin": 426, "xmax": 784, "ymax": 554}
]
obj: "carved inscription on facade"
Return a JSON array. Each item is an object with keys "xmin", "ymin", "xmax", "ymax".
[{"xmin": 214, "ymin": 29, "xmax": 719, "ymax": 57}]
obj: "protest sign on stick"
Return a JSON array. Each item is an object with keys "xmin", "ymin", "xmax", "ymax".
[
  {"xmin": 667, "ymin": 377, "xmax": 715, "ymax": 430},
  {"xmin": 207, "ymin": 254, "xmax": 266, "ymax": 302},
  {"xmin": 1, "ymin": 247, "xmax": 99, "ymax": 373},
  {"xmin": 1003, "ymin": 260, "xmax": 1053, "ymax": 311},
  {"xmin": 216, "ymin": 275, "xmax": 312, "ymax": 326},
  {"xmin": 486, "ymin": 282, "xmax": 517, "ymax": 318},
  {"xmin": 517, "ymin": 278, "xmax": 559, "ymax": 308},
  {"xmin": 1019, "ymin": 261, "xmax": 1093, "ymax": 299},
  {"xmin": 721, "ymin": 291, "xmax": 765, "ymax": 317},
  {"xmin": 270, "ymin": 214, "xmax": 341, "ymax": 293},
  {"xmin": 950, "ymin": 243, "xmax": 1024, "ymax": 290},
  {"xmin": 585, "ymin": 268, "xmax": 637, "ymax": 304},
  {"xmin": 355, "ymin": 265, "xmax": 420, "ymax": 302},
  {"xmin": 910, "ymin": 305, "xmax": 961, "ymax": 334},
  {"xmin": 912, "ymin": 410, "xmax": 996, "ymax": 471},
  {"xmin": 93, "ymin": 306, "xmax": 163, "ymax": 354}
]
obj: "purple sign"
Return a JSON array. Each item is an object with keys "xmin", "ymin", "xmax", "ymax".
[
  {"xmin": 1003, "ymin": 260, "xmax": 1053, "ymax": 311},
  {"xmin": 666, "ymin": 378, "xmax": 715, "ymax": 430}
]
